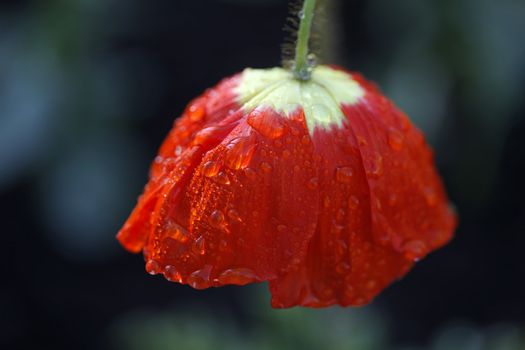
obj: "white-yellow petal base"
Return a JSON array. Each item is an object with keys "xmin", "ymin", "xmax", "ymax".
[{"xmin": 235, "ymin": 65, "xmax": 365, "ymax": 134}]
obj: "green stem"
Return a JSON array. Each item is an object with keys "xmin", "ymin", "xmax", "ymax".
[{"xmin": 293, "ymin": 0, "xmax": 317, "ymax": 81}]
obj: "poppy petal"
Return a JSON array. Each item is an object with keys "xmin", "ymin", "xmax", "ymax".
[
  {"xmin": 342, "ymin": 72, "xmax": 456, "ymax": 260},
  {"xmin": 117, "ymin": 74, "xmax": 241, "ymax": 254},
  {"xmin": 144, "ymin": 107, "xmax": 320, "ymax": 288},
  {"xmin": 269, "ymin": 121, "xmax": 412, "ymax": 308}
]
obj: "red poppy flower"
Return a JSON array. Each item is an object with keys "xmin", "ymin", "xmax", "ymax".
[{"xmin": 117, "ymin": 64, "xmax": 456, "ymax": 308}]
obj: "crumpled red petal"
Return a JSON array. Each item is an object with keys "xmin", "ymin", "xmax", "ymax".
[
  {"xmin": 117, "ymin": 66, "xmax": 457, "ymax": 308},
  {"xmin": 269, "ymin": 120, "xmax": 413, "ymax": 307}
]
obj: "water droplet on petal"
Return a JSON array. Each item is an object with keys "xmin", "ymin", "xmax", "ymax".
[
  {"xmin": 344, "ymin": 285, "xmax": 355, "ymax": 298},
  {"xmin": 164, "ymin": 220, "xmax": 189, "ymax": 242},
  {"xmin": 423, "ymin": 187, "xmax": 437, "ymax": 206},
  {"xmin": 192, "ymin": 236, "xmax": 206, "ymax": 255},
  {"xmin": 357, "ymin": 136, "xmax": 367, "ymax": 146},
  {"xmin": 202, "ymin": 160, "xmax": 221, "ymax": 177},
  {"xmin": 403, "ymin": 240, "xmax": 427, "ymax": 261},
  {"xmin": 365, "ymin": 279, "xmax": 377, "ymax": 290},
  {"xmin": 336, "ymin": 167, "xmax": 353, "ymax": 183},
  {"xmin": 145, "ymin": 260, "xmax": 160, "ymax": 275},
  {"xmin": 282, "ymin": 150, "xmax": 291, "ymax": 158},
  {"xmin": 227, "ymin": 209, "xmax": 243, "ymax": 223},
  {"xmin": 277, "ymin": 224, "xmax": 287, "ymax": 233},
  {"xmin": 336, "ymin": 262, "xmax": 350, "ymax": 274},
  {"xmin": 260, "ymin": 162, "xmax": 273, "ymax": 173},
  {"xmin": 243, "ymin": 167, "xmax": 257, "ymax": 180},
  {"xmin": 247, "ymin": 107, "xmax": 285, "ymax": 139},
  {"xmin": 336, "ymin": 240, "xmax": 348, "ymax": 256},
  {"xmin": 368, "ymin": 153, "xmax": 384, "ymax": 177},
  {"xmin": 193, "ymin": 126, "xmax": 218, "ymax": 145},
  {"xmin": 224, "ymin": 136, "xmax": 257, "ymax": 170},
  {"xmin": 164, "ymin": 265, "xmax": 182, "ymax": 282},
  {"xmin": 187, "ymin": 265, "xmax": 212, "ymax": 289},
  {"xmin": 210, "ymin": 210, "xmax": 225, "ymax": 227},
  {"xmin": 388, "ymin": 130, "xmax": 404, "ymax": 151},
  {"xmin": 307, "ymin": 177, "xmax": 319, "ymax": 190},
  {"xmin": 217, "ymin": 268, "xmax": 257, "ymax": 285},
  {"xmin": 348, "ymin": 195, "xmax": 360, "ymax": 210},
  {"xmin": 301, "ymin": 135, "xmax": 311, "ymax": 145},
  {"xmin": 188, "ymin": 103, "xmax": 205, "ymax": 122},
  {"xmin": 219, "ymin": 239, "xmax": 228, "ymax": 251},
  {"xmin": 215, "ymin": 171, "xmax": 230, "ymax": 185}
]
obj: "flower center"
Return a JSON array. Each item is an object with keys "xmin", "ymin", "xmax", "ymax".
[{"xmin": 235, "ymin": 65, "xmax": 364, "ymax": 134}]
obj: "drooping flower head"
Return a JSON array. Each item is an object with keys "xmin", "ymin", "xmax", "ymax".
[{"xmin": 117, "ymin": 0, "xmax": 456, "ymax": 308}]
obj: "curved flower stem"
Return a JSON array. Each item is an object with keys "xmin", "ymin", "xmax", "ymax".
[{"xmin": 293, "ymin": 0, "xmax": 317, "ymax": 81}]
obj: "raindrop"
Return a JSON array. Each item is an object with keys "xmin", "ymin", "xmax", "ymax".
[
  {"xmin": 336, "ymin": 209, "xmax": 345, "ymax": 222},
  {"xmin": 307, "ymin": 53, "xmax": 317, "ymax": 66},
  {"xmin": 210, "ymin": 210, "xmax": 225, "ymax": 227},
  {"xmin": 215, "ymin": 171, "xmax": 230, "ymax": 185},
  {"xmin": 244, "ymin": 167, "xmax": 257, "ymax": 180},
  {"xmin": 164, "ymin": 265, "xmax": 182, "ymax": 282},
  {"xmin": 368, "ymin": 153, "xmax": 384, "ymax": 177},
  {"xmin": 219, "ymin": 239, "xmax": 228, "ymax": 251},
  {"xmin": 336, "ymin": 240, "xmax": 348, "ymax": 256},
  {"xmin": 336, "ymin": 262, "xmax": 350, "ymax": 274},
  {"xmin": 188, "ymin": 103, "xmax": 205, "ymax": 122},
  {"xmin": 365, "ymin": 279, "xmax": 377, "ymax": 290},
  {"xmin": 217, "ymin": 268, "xmax": 257, "ymax": 285},
  {"xmin": 247, "ymin": 107, "xmax": 285, "ymax": 139},
  {"xmin": 335, "ymin": 167, "xmax": 353, "ymax": 184},
  {"xmin": 164, "ymin": 220, "xmax": 189, "ymax": 243},
  {"xmin": 260, "ymin": 162, "xmax": 273, "ymax": 173},
  {"xmin": 282, "ymin": 150, "xmax": 291, "ymax": 158},
  {"xmin": 307, "ymin": 177, "xmax": 319, "ymax": 190},
  {"xmin": 224, "ymin": 137, "xmax": 257, "ymax": 170},
  {"xmin": 301, "ymin": 135, "xmax": 311, "ymax": 145},
  {"xmin": 403, "ymin": 240, "xmax": 427, "ymax": 261},
  {"xmin": 145, "ymin": 259, "xmax": 160, "ymax": 275},
  {"xmin": 344, "ymin": 285, "xmax": 355, "ymax": 297},
  {"xmin": 193, "ymin": 126, "xmax": 218, "ymax": 145},
  {"xmin": 348, "ymin": 195, "xmax": 360, "ymax": 210},
  {"xmin": 202, "ymin": 160, "xmax": 221, "ymax": 177},
  {"xmin": 388, "ymin": 130, "xmax": 404, "ymax": 151},
  {"xmin": 277, "ymin": 224, "xmax": 287, "ymax": 233},
  {"xmin": 423, "ymin": 187, "xmax": 437, "ymax": 206},
  {"xmin": 227, "ymin": 209, "xmax": 243, "ymax": 223},
  {"xmin": 331, "ymin": 224, "xmax": 344, "ymax": 236},
  {"xmin": 186, "ymin": 265, "xmax": 212, "ymax": 289},
  {"xmin": 192, "ymin": 236, "xmax": 206, "ymax": 255},
  {"xmin": 357, "ymin": 136, "xmax": 367, "ymax": 147}
]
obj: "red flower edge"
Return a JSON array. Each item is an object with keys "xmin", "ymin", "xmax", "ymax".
[{"xmin": 117, "ymin": 65, "xmax": 457, "ymax": 308}]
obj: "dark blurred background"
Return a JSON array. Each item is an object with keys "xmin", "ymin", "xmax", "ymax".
[{"xmin": 1, "ymin": 0, "xmax": 525, "ymax": 349}]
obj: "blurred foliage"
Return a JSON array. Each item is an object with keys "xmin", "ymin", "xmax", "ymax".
[{"xmin": 110, "ymin": 290, "xmax": 525, "ymax": 350}]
